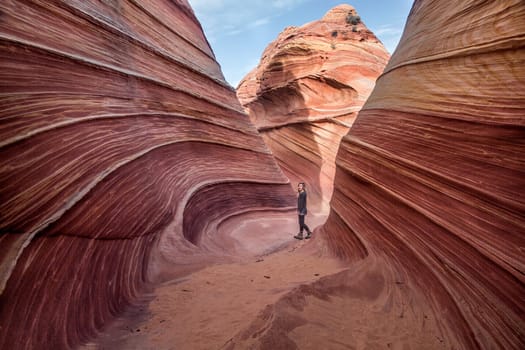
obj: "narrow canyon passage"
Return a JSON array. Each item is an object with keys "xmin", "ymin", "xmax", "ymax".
[{"xmin": 1, "ymin": 1, "xmax": 523, "ymax": 349}]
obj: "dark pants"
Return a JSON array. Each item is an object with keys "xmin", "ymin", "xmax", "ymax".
[{"xmin": 298, "ymin": 214, "xmax": 310, "ymax": 234}]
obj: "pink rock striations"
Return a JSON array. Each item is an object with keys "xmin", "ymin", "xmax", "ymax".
[
  {"xmin": 0, "ymin": 1, "xmax": 294, "ymax": 348},
  {"xmin": 237, "ymin": 5, "xmax": 390, "ymax": 213},
  {"xmin": 318, "ymin": 0, "xmax": 525, "ymax": 348}
]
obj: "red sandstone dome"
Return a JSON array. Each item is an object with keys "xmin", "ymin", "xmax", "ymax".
[{"xmin": 237, "ymin": 4, "xmax": 390, "ymax": 213}]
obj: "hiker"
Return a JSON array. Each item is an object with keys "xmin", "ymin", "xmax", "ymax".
[{"xmin": 294, "ymin": 182, "xmax": 312, "ymax": 240}]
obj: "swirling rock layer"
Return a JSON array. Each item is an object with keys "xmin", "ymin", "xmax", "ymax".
[
  {"xmin": 237, "ymin": 5, "xmax": 390, "ymax": 212},
  {"xmin": 319, "ymin": 0, "xmax": 525, "ymax": 348},
  {"xmin": 0, "ymin": 1, "xmax": 294, "ymax": 348}
]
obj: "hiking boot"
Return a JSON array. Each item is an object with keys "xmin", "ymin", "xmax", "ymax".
[
  {"xmin": 305, "ymin": 232, "xmax": 312, "ymax": 239},
  {"xmin": 294, "ymin": 233, "xmax": 304, "ymax": 240}
]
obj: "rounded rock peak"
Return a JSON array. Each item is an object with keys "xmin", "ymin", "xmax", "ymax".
[{"xmin": 322, "ymin": 4, "xmax": 357, "ymax": 23}]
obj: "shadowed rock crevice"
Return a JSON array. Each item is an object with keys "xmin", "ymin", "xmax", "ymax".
[{"xmin": 183, "ymin": 182, "xmax": 295, "ymax": 245}]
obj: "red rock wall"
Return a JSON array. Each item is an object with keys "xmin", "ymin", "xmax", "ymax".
[
  {"xmin": 0, "ymin": 1, "xmax": 294, "ymax": 348},
  {"xmin": 320, "ymin": 0, "xmax": 525, "ymax": 348},
  {"xmin": 237, "ymin": 5, "xmax": 390, "ymax": 213}
]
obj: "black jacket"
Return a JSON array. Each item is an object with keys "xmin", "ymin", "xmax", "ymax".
[{"xmin": 298, "ymin": 190, "xmax": 307, "ymax": 215}]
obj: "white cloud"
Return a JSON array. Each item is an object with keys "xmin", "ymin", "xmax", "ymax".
[
  {"xmin": 251, "ymin": 18, "xmax": 270, "ymax": 28},
  {"xmin": 270, "ymin": 0, "xmax": 307, "ymax": 9},
  {"xmin": 225, "ymin": 28, "xmax": 242, "ymax": 36},
  {"xmin": 188, "ymin": 0, "xmax": 307, "ymax": 40},
  {"xmin": 371, "ymin": 24, "xmax": 405, "ymax": 54},
  {"xmin": 189, "ymin": 0, "xmax": 230, "ymax": 11},
  {"xmin": 374, "ymin": 25, "xmax": 402, "ymax": 37}
]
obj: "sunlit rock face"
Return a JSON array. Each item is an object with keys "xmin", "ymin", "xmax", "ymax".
[
  {"xmin": 0, "ymin": 1, "xmax": 294, "ymax": 348},
  {"xmin": 320, "ymin": 0, "xmax": 525, "ymax": 348},
  {"xmin": 237, "ymin": 5, "xmax": 390, "ymax": 213}
]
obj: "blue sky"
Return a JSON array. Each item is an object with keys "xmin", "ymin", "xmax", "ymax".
[{"xmin": 188, "ymin": 1, "xmax": 414, "ymax": 87}]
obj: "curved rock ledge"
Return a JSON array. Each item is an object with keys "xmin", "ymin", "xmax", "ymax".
[
  {"xmin": 0, "ymin": 1, "xmax": 294, "ymax": 348},
  {"xmin": 319, "ymin": 0, "xmax": 525, "ymax": 348}
]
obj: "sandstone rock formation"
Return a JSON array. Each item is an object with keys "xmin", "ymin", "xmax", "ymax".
[
  {"xmin": 2, "ymin": 0, "xmax": 524, "ymax": 348},
  {"xmin": 237, "ymin": 5, "xmax": 390, "ymax": 213},
  {"xmin": 314, "ymin": 0, "xmax": 525, "ymax": 348},
  {"xmin": 0, "ymin": 1, "xmax": 295, "ymax": 348}
]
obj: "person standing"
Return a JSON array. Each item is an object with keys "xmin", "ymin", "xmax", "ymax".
[{"xmin": 294, "ymin": 182, "xmax": 312, "ymax": 240}]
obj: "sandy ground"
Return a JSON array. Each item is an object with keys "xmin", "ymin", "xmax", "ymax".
[
  {"xmin": 84, "ymin": 214, "xmax": 448, "ymax": 350},
  {"xmin": 93, "ymin": 240, "xmax": 346, "ymax": 350}
]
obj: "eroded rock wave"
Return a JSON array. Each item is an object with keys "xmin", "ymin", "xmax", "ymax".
[
  {"xmin": 0, "ymin": 1, "xmax": 294, "ymax": 348},
  {"xmin": 319, "ymin": 0, "xmax": 525, "ymax": 348}
]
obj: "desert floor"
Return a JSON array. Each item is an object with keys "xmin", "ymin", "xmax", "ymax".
[{"xmin": 84, "ymin": 214, "xmax": 448, "ymax": 350}]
